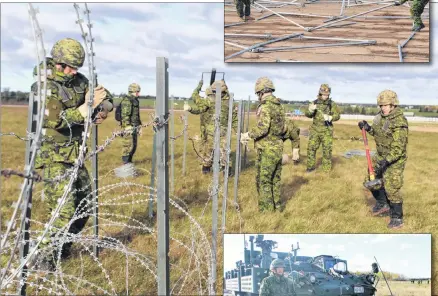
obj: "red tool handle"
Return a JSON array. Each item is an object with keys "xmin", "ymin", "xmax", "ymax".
[{"xmin": 362, "ymin": 128, "xmax": 375, "ymax": 180}]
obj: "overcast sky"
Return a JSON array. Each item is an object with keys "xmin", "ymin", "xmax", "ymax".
[
  {"xmin": 1, "ymin": 2, "xmax": 437, "ymax": 104},
  {"xmin": 224, "ymin": 234, "xmax": 431, "ymax": 279}
]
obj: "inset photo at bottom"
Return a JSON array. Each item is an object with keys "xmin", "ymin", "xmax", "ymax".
[{"xmin": 223, "ymin": 234, "xmax": 431, "ymax": 296}]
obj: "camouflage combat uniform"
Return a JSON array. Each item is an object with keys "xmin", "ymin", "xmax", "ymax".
[
  {"xmin": 305, "ymin": 84, "xmax": 340, "ymax": 172},
  {"xmin": 360, "ymin": 90, "xmax": 408, "ymax": 229},
  {"xmin": 260, "ymin": 274, "xmax": 296, "ymax": 296},
  {"xmin": 120, "ymin": 83, "xmax": 142, "ymax": 164},
  {"xmin": 247, "ymin": 79, "xmax": 285, "ymax": 211},
  {"xmin": 399, "ymin": 0, "xmax": 429, "ymax": 31},
  {"xmin": 188, "ymin": 82, "xmax": 213, "ymax": 162},
  {"xmin": 33, "ymin": 39, "xmax": 112, "ymax": 262},
  {"xmin": 190, "ymin": 80, "xmax": 237, "ymax": 173},
  {"xmin": 235, "ymin": 0, "xmax": 251, "ymax": 21}
]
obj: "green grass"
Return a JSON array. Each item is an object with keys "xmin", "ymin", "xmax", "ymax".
[{"xmin": 1, "ymin": 107, "xmax": 437, "ymax": 294}]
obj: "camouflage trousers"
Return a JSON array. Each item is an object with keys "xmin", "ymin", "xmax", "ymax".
[
  {"xmin": 40, "ymin": 162, "xmax": 91, "ymax": 258},
  {"xmin": 202, "ymin": 135, "xmax": 232, "ymax": 170},
  {"xmin": 256, "ymin": 147, "xmax": 283, "ymax": 211},
  {"xmin": 122, "ymin": 128, "xmax": 138, "ymax": 163},
  {"xmin": 307, "ymin": 127, "xmax": 333, "ymax": 171},
  {"xmin": 411, "ymin": 0, "xmax": 429, "ymax": 26},
  {"xmin": 236, "ymin": 0, "xmax": 251, "ymax": 17},
  {"xmin": 364, "ymin": 155, "xmax": 406, "ymax": 203}
]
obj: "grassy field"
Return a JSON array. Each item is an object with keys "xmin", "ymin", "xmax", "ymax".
[
  {"xmin": 375, "ymin": 280, "xmax": 431, "ymax": 296},
  {"xmin": 1, "ymin": 106, "xmax": 436, "ymax": 294}
]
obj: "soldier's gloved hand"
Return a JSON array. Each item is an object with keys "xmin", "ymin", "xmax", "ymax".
[
  {"xmin": 308, "ymin": 103, "xmax": 317, "ymax": 112},
  {"xmin": 78, "ymin": 85, "xmax": 107, "ymax": 118},
  {"xmin": 240, "ymin": 132, "xmax": 251, "ymax": 144},
  {"xmin": 183, "ymin": 102, "xmax": 192, "ymax": 111},
  {"xmin": 378, "ymin": 159, "xmax": 390, "ymax": 173},
  {"xmin": 358, "ymin": 120, "xmax": 371, "ymax": 132},
  {"xmin": 95, "ymin": 111, "xmax": 108, "ymax": 125},
  {"xmin": 292, "ymin": 148, "xmax": 300, "ymax": 161}
]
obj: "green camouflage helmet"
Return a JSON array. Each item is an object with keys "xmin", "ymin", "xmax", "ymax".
[
  {"xmin": 319, "ymin": 83, "xmax": 331, "ymax": 95},
  {"xmin": 205, "ymin": 86, "xmax": 213, "ymax": 96},
  {"xmin": 270, "ymin": 259, "xmax": 285, "ymax": 270},
  {"xmin": 128, "ymin": 83, "xmax": 141, "ymax": 93},
  {"xmin": 377, "ymin": 90, "xmax": 399, "ymax": 106},
  {"xmin": 211, "ymin": 80, "xmax": 228, "ymax": 93},
  {"xmin": 255, "ymin": 77, "xmax": 275, "ymax": 94},
  {"xmin": 50, "ymin": 38, "xmax": 85, "ymax": 68}
]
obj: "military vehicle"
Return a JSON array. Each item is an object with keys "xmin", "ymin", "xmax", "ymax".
[{"xmin": 224, "ymin": 235, "xmax": 381, "ymax": 296}]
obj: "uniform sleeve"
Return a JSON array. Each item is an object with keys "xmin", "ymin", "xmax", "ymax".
[
  {"xmin": 121, "ymin": 99, "xmax": 132, "ymax": 126},
  {"xmin": 304, "ymin": 106, "xmax": 315, "ymax": 118},
  {"xmin": 192, "ymin": 86, "xmax": 202, "ymax": 105},
  {"xmin": 259, "ymin": 279, "xmax": 271, "ymax": 296},
  {"xmin": 232, "ymin": 104, "xmax": 238, "ymax": 132},
  {"xmin": 249, "ymin": 105, "xmax": 270, "ymax": 140},
  {"xmin": 386, "ymin": 119, "xmax": 408, "ymax": 164},
  {"xmin": 190, "ymin": 98, "xmax": 210, "ymax": 114},
  {"xmin": 290, "ymin": 125, "xmax": 300, "ymax": 149},
  {"xmin": 330, "ymin": 101, "xmax": 341, "ymax": 122},
  {"xmin": 33, "ymin": 82, "xmax": 84, "ymax": 130}
]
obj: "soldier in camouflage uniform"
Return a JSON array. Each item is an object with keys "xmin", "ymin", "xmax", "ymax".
[
  {"xmin": 184, "ymin": 80, "xmax": 237, "ymax": 174},
  {"xmin": 281, "ymin": 118, "xmax": 301, "ymax": 165},
  {"xmin": 358, "ymin": 90, "xmax": 408, "ymax": 229},
  {"xmin": 241, "ymin": 77, "xmax": 285, "ymax": 211},
  {"xmin": 260, "ymin": 259, "xmax": 297, "ymax": 296},
  {"xmin": 305, "ymin": 84, "xmax": 340, "ymax": 172},
  {"xmin": 120, "ymin": 83, "xmax": 142, "ymax": 164},
  {"xmin": 235, "ymin": 0, "xmax": 254, "ymax": 22},
  {"xmin": 32, "ymin": 38, "xmax": 113, "ymax": 269},
  {"xmin": 186, "ymin": 80, "xmax": 213, "ymax": 161},
  {"xmin": 397, "ymin": 0, "xmax": 429, "ymax": 31}
]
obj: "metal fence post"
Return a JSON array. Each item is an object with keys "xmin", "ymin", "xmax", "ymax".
[
  {"xmin": 149, "ymin": 133, "xmax": 156, "ymax": 219},
  {"xmin": 233, "ymin": 101, "xmax": 243, "ymax": 204},
  {"xmin": 156, "ymin": 57, "xmax": 170, "ymax": 296},
  {"xmin": 170, "ymin": 95, "xmax": 175, "ymax": 195},
  {"xmin": 211, "ymin": 83, "xmax": 222, "ymax": 295},
  {"xmin": 221, "ymin": 93, "xmax": 234, "ymax": 233},
  {"xmin": 182, "ymin": 99, "xmax": 188, "ymax": 176}
]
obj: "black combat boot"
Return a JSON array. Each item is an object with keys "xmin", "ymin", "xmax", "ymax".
[
  {"xmin": 388, "ymin": 202, "xmax": 404, "ymax": 229},
  {"xmin": 370, "ymin": 189, "xmax": 390, "ymax": 216},
  {"xmin": 306, "ymin": 167, "xmax": 315, "ymax": 173},
  {"xmin": 202, "ymin": 166, "xmax": 211, "ymax": 174},
  {"xmin": 412, "ymin": 22, "xmax": 425, "ymax": 32}
]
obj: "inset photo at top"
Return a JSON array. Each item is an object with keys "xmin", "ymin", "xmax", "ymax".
[{"xmin": 224, "ymin": 0, "xmax": 430, "ymax": 62}]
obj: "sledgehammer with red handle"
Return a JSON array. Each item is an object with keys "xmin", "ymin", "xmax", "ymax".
[{"xmin": 361, "ymin": 127, "xmax": 383, "ymax": 189}]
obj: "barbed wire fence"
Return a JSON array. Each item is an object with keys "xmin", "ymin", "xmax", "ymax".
[{"xmin": 0, "ymin": 3, "xmax": 248, "ymax": 295}]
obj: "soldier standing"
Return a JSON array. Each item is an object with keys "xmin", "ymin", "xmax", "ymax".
[
  {"xmin": 260, "ymin": 259, "xmax": 296, "ymax": 296},
  {"xmin": 397, "ymin": 0, "xmax": 429, "ymax": 31},
  {"xmin": 185, "ymin": 80, "xmax": 213, "ymax": 172},
  {"xmin": 120, "ymin": 83, "xmax": 142, "ymax": 164},
  {"xmin": 32, "ymin": 38, "xmax": 112, "ymax": 269},
  {"xmin": 184, "ymin": 80, "xmax": 237, "ymax": 174},
  {"xmin": 241, "ymin": 77, "xmax": 285, "ymax": 211},
  {"xmin": 305, "ymin": 84, "xmax": 340, "ymax": 172},
  {"xmin": 358, "ymin": 90, "xmax": 408, "ymax": 229}
]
